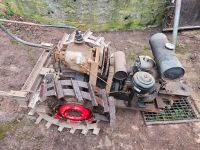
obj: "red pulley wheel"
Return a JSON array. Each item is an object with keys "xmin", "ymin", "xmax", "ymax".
[{"xmin": 55, "ymin": 103, "xmax": 92, "ymax": 121}]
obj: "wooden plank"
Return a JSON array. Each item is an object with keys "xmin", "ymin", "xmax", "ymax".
[
  {"xmin": 58, "ymin": 33, "xmax": 69, "ymax": 50},
  {"xmin": 71, "ymin": 80, "xmax": 83, "ymax": 102},
  {"xmin": 0, "ymin": 90, "xmax": 28, "ymax": 107},
  {"xmin": 46, "ymin": 82, "xmax": 54, "ymax": 89},
  {"xmin": 106, "ymin": 65, "xmax": 114, "ymax": 92},
  {"xmin": 1, "ymin": 51, "xmax": 50, "ymax": 107},
  {"xmin": 63, "ymin": 89, "xmax": 91, "ymax": 100},
  {"xmin": 46, "ymin": 89, "xmax": 56, "ymax": 97},
  {"xmin": 55, "ymin": 80, "xmax": 64, "ymax": 99},
  {"xmin": 89, "ymin": 47, "xmax": 99, "ymax": 86},
  {"xmin": 60, "ymin": 80, "xmax": 88, "ymax": 89},
  {"xmin": 22, "ymin": 50, "xmax": 50, "ymax": 91},
  {"xmin": 83, "ymin": 31, "xmax": 93, "ymax": 40},
  {"xmin": 40, "ymin": 83, "xmax": 47, "ymax": 102},
  {"xmin": 95, "ymin": 37, "xmax": 103, "ymax": 45},
  {"xmin": 108, "ymin": 97, "xmax": 116, "ymax": 127},
  {"xmin": 101, "ymin": 89, "xmax": 109, "ymax": 112},
  {"xmin": 88, "ymin": 35, "xmax": 97, "ymax": 40},
  {"xmin": 85, "ymin": 38, "xmax": 100, "ymax": 47},
  {"xmin": 60, "ymin": 33, "xmax": 69, "ymax": 44},
  {"xmin": 95, "ymin": 47, "xmax": 100, "ymax": 63},
  {"xmin": 0, "ymin": 90, "xmax": 27, "ymax": 98},
  {"xmin": 88, "ymin": 83, "xmax": 98, "ymax": 106},
  {"xmin": 28, "ymin": 92, "xmax": 40, "ymax": 108},
  {"xmin": 89, "ymin": 61, "xmax": 98, "ymax": 86},
  {"xmin": 40, "ymin": 67, "xmax": 54, "ymax": 75}
]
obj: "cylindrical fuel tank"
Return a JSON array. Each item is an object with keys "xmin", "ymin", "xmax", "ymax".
[
  {"xmin": 149, "ymin": 33, "xmax": 185, "ymax": 80},
  {"xmin": 114, "ymin": 51, "xmax": 128, "ymax": 80}
]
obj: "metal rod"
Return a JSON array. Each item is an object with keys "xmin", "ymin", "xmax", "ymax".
[
  {"xmin": 172, "ymin": 0, "xmax": 182, "ymax": 50},
  {"xmin": 144, "ymin": 119, "xmax": 200, "ymax": 125},
  {"xmin": 163, "ymin": 25, "xmax": 200, "ymax": 32},
  {"xmin": 0, "ymin": 19, "xmax": 76, "ymax": 29}
]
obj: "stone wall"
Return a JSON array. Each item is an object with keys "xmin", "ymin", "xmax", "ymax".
[{"xmin": 3, "ymin": 0, "xmax": 166, "ymax": 31}]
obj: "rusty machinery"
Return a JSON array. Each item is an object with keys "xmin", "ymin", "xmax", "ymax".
[{"xmin": 0, "ymin": 30, "xmax": 191, "ymax": 135}]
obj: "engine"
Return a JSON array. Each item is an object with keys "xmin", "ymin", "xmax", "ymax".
[
  {"xmin": 53, "ymin": 30, "xmax": 110, "ymax": 85},
  {"xmin": 110, "ymin": 33, "xmax": 188, "ymax": 111},
  {"xmin": 41, "ymin": 30, "xmax": 191, "ymax": 129}
]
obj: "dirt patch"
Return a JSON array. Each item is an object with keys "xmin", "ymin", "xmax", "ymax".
[{"xmin": 0, "ymin": 20, "xmax": 200, "ymax": 150}]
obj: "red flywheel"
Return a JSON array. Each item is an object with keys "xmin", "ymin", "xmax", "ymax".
[{"xmin": 54, "ymin": 103, "xmax": 92, "ymax": 121}]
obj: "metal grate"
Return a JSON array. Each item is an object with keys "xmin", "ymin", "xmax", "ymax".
[{"xmin": 143, "ymin": 97, "xmax": 200, "ymax": 125}]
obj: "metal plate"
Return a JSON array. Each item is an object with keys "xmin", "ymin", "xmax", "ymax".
[{"xmin": 143, "ymin": 97, "xmax": 200, "ymax": 125}]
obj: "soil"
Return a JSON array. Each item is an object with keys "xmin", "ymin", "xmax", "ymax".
[{"xmin": 0, "ymin": 17, "xmax": 200, "ymax": 150}]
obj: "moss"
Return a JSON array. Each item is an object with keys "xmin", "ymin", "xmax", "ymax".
[
  {"xmin": 10, "ymin": 39, "xmax": 21, "ymax": 45},
  {"xmin": 0, "ymin": 119, "xmax": 22, "ymax": 140},
  {"xmin": 128, "ymin": 49, "xmax": 153, "ymax": 61},
  {"xmin": 5, "ymin": 2, "xmax": 14, "ymax": 16},
  {"xmin": 3, "ymin": 0, "xmax": 166, "ymax": 31},
  {"xmin": 176, "ymin": 43, "xmax": 188, "ymax": 55},
  {"xmin": 3, "ymin": 0, "xmax": 47, "ymax": 18},
  {"xmin": 128, "ymin": 53, "xmax": 138, "ymax": 62},
  {"xmin": 138, "ymin": 49, "xmax": 153, "ymax": 57},
  {"xmin": 0, "ymin": 3, "xmax": 6, "ymax": 9},
  {"xmin": 0, "ymin": 13, "xmax": 4, "ymax": 17}
]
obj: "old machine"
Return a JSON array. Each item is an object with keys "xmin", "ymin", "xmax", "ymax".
[{"xmin": 0, "ymin": 30, "xmax": 191, "ymax": 135}]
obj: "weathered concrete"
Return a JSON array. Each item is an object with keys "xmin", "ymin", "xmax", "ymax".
[{"xmin": 3, "ymin": 0, "xmax": 166, "ymax": 31}]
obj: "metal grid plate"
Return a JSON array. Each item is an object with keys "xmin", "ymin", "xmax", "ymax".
[{"xmin": 143, "ymin": 97, "xmax": 200, "ymax": 125}]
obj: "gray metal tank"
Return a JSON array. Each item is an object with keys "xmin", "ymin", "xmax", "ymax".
[{"xmin": 149, "ymin": 33, "xmax": 185, "ymax": 80}]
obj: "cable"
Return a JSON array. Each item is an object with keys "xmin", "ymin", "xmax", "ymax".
[{"xmin": 0, "ymin": 24, "xmax": 53, "ymax": 49}]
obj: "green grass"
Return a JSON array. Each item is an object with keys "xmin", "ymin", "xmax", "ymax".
[
  {"xmin": 176, "ymin": 43, "xmax": 188, "ymax": 55},
  {"xmin": 5, "ymin": 2, "xmax": 14, "ymax": 16},
  {"xmin": 0, "ymin": 119, "xmax": 22, "ymax": 140},
  {"xmin": 128, "ymin": 49, "xmax": 153, "ymax": 61}
]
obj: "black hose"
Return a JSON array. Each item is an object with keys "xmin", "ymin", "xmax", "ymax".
[{"xmin": 0, "ymin": 24, "xmax": 53, "ymax": 49}]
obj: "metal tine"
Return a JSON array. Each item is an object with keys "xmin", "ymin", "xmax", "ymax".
[
  {"xmin": 93, "ymin": 128, "xmax": 100, "ymax": 135},
  {"xmin": 35, "ymin": 115, "xmax": 43, "ymax": 124},
  {"xmin": 45, "ymin": 122, "xmax": 52, "ymax": 129},
  {"xmin": 81, "ymin": 129, "xmax": 88, "ymax": 135},
  {"xmin": 34, "ymin": 113, "xmax": 101, "ymax": 135},
  {"xmin": 58, "ymin": 126, "xmax": 64, "ymax": 132},
  {"xmin": 70, "ymin": 128, "xmax": 76, "ymax": 134},
  {"xmin": 28, "ymin": 108, "xmax": 36, "ymax": 116}
]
